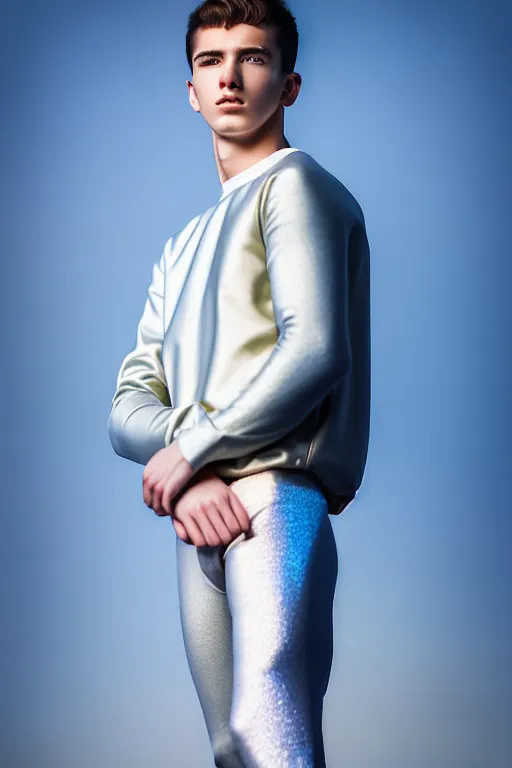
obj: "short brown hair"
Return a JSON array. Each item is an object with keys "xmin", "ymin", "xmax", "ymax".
[{"xmin": 186, "ymin": 0, "xmax": 299, "ymax": 75}]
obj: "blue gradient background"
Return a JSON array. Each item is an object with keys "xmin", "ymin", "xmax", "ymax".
[{"xmin": 2, "ymin": 0, "xmax": 511, "ymax": 766}]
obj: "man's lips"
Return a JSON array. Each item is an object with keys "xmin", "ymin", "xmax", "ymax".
[
  {"xmin": 217, "ymin": 101, "xmax": 245, "ymax": 111},
  {"xmin": 216, "ymin": 97, "xmax": 244, "ymax": 105}
]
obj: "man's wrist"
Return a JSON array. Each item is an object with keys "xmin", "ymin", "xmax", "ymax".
[
  {"xmin": 193, "ymin": 466, "xmax": 219, "ymax": 482},
  {"xmin": 171, "ymin": 465, "xmax": 219, "ymax": 509},
  {"xmin": 194, "ymin": 466, "xmax": 232, "ymax": 486}
]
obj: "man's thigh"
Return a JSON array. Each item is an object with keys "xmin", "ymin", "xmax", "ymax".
[
  {"xmin": 175, "ymin": 536, "xmax": 237, "ymax": 761},
  {"xmin": 223, "ymin": 469, "xmax": 337, "ymax": 764}
]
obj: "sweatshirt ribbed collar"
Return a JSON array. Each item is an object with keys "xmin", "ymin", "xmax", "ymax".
[{"xmin": 219, "ymin": 147, "xmax": 301, "ymax": 199}]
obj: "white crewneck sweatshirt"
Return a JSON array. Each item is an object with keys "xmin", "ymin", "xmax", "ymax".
[{"xmin": 107, "ymin": 148, "xmax": 371, "ymax": 515}]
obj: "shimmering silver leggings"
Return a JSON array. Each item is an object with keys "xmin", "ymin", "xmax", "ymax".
[{"xmin": 175, "ymin": 469, "xmax": 338, "ymax": 768}]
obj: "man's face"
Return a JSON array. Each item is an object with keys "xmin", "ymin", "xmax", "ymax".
[{"xmin": 187, "ymin": 23, "xmax": 297, "ymax": 140}]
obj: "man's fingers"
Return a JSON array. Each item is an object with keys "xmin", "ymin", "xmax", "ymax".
[
  {"xmin": 142, "ymin": 450, "xmax": 194, "ymax": 517},
  {"xmin": 181, "ymin": 513, "xmax": 207, "ymax": 547},
  {"xmin": 142, "ymin": 473, "xmax": 153, "ymax": 508},
  {"xmin": 152, "ymin": 483, "xmax": 165, "ymax": 516},
  {"xmin": 193, "ymin": 503, "xmax": 223, "ymax": 547},
  {"xmin": 172, "ymin": 518, "xmax": 191, "ymax": 544},
  {"xmin": 206, "ymin": 503, "xmax": 237, "ymax": 545},
  {"xmin": 228, "ymin": 489, "xmax": 251, "ymax": 532},
  {"xmin": 161, "ymin": 474, "xmax": 182, "ymax": 516},
  {"xmin": 216, "ymin": 500, "xmax": 247, "ymax": 541},
  {"xmin": 142, "ymin": 472, "xmax": 162, "ymax": 514}
]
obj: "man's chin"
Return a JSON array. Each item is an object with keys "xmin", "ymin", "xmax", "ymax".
[{"xmin": 211, "ymin": 122, "xmax": 264, "ymax": 141}]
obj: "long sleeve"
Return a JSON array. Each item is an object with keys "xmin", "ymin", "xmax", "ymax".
[
  {"xmin": 175, "ymin": 164, "xmax": 354, "ymax": 472},
  {"xmin": 107, "ymin": 239, "xmax": 209, "ymax": 466}
]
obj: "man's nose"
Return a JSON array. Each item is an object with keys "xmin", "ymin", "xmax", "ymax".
[{"xmin": 219, "ymin": 60, "xmax": 241, "ymax": 89}]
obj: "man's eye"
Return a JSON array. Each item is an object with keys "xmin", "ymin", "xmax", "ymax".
[{"xmin": 200, "ymin": 56, "xmax": 265, "ymax": 66}]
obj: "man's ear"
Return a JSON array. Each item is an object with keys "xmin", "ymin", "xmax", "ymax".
[
  {"xmin": 280, "ymin": 73, "xmax": 302, "ymax": 108},
  {"xmin": 187, "ymin": 80, "xmax": 201, "ymax": 113}
]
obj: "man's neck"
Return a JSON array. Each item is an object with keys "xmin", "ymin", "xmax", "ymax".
[{"xmin": 213, "ymin": 135, "xmax": 291, "ymax": 186}]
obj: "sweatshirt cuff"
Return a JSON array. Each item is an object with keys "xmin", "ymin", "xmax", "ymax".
[{"xmin": 175, "ymin": 408, "xmax": 223, "ymax": 471}]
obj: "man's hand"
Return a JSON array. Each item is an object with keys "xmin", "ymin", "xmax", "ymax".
[
  {"xmin": 169, "ymin": 468, "xmax": 252, "ymax": 547},
  {"xmin": 143, "ymin": 439, "xmax": 194, "ymax": 518},
  {"xmin": 142, "ymin": 441, "xmax": 251, "ymax": 546}
]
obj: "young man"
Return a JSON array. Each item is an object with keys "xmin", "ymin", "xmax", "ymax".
[{"xmin": 107, "ymin": 0, "xmax": 371, "ymax": 765}]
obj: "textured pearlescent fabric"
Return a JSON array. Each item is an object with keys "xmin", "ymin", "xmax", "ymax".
[
  {"xmin": 175, "ymin": 469, "xmax": 338, "ymax": 767},
  {"xmin": 107, "ymin": 147, "xmax": 371, "ymax": 515}
]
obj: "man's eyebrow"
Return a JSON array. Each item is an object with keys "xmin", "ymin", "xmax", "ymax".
[{"xmin": 193, "ymin": 46, "xmax": 273, "ymax": 63}]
